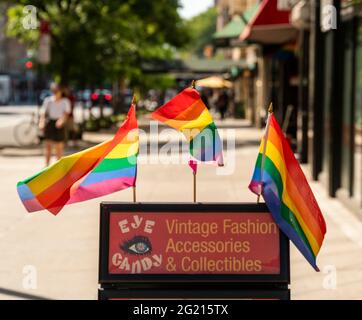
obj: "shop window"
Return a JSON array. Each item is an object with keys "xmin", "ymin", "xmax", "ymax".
[
  {"xmin": 341, "ymin": 21, "xmax": 354, "ymax": 195},
  {"xmin": 354, "ymin": 20, "xmax": 362, "ymax": 206}
]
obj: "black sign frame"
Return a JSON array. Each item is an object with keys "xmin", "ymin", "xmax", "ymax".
[
  {"xmin": 98, "ymin": 288, "xmax": 291, "ymax": 300},
  {"xmin": 99, "ymin": 202, "xmax": 290, "ymax": 285}
]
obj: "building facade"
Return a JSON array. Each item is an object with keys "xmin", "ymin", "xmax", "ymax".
[
  {"xmin": 214, "ymin": 0, "xmax": 300, "ymax": 132},
  {"xmin": 306, "ymin": 0, "xmax": 362, "ymax": 214},
  {"xmin": 214, "ymin": 0, "xmax": 362, "ymax": 215},
  {"xmin": 216, "ymin": 0, "xmax": 259, "ymax": 30},
  {"xmin": 214, "ymin": 0, "xmax": 265, "ymax": 121}
]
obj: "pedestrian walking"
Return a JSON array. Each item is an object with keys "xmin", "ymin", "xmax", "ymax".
[
  {"xmin": 39, "ymin": 83, "xmax": 71, "ymax": 166},
  {"xmin": 216, "ymin": 90, "xmax": 229, "ymax": 120},
  {"xmin": 200, "ymin": 88, "xmax": 212, "ymax": 109},
  {"xmin": 64, "ymin": 86, "xmax": 80, "ymax": 148}
]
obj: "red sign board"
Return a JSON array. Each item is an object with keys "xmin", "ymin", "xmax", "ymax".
[
  {"xmin": 108, "ymin": 212, "xmax": 280, "ymax": 275},
  {"xmin": 99, "ymin": 203, "xmax": 290, "ymax": 284}
]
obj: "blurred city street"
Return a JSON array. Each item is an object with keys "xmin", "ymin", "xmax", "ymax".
[
  {"xmin": 1, "ymin": 0, "xmax": 362, "ymax": 302},
  {"xmin": 0, "ymin": 117, "xmax": 361, "ymax": 300}
]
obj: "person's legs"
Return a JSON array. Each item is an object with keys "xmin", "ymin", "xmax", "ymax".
[
  {"xmin": 55, "ymin": 142, "xmax": 64, "ymax": 160},
  {"xmin": 220, "ymin": 108, "xmax": 226, "ymax": 120},
  {"xmin": 44, "ymin": 140, "xmax": 53, "ymax": 167}
]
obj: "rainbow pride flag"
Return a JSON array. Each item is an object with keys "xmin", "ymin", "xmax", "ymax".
[
  {"xmin": 249, "ymin": 112, "xmax": 326, "ymax": 270},
  {"xmin": 17, "ymin": 103, "xmax": 138, "ymax": 215},
  {"xmin": 151, "ymin": 87, "xmax": 223, "ymax": 170}
]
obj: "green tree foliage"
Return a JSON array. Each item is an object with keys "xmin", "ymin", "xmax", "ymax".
[
  {"xmin": 6, "ymin": 0, "xmax": 189, "ymax": 86},
  {"xmin": 183, "ymin": 7, "xmax": 217, "ymax": 58}
]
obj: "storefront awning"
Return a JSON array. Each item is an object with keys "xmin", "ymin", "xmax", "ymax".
[
  {"xmin": 196, "ymin": 76, "xmax": 233, "ymax": 89},
  {"xmin": 213, "ymin": 3, "xmax": 260, "ymax": 43},
  {"xmin": 240, "ymin": 0, "xmax": 297, "ymax": 45}
]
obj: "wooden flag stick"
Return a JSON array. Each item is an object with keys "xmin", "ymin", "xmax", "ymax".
[
  {"xmin": 191, "ymin": 80, "xmax": 197, "ymax": 203},
  {"xmin": 193, "ymin": 172, "xmax": 197, "ymax": 203},
  {"xmin": 132, "ymin": 94, "xmax": 137, "ymax": 203},
  {"xmin": 258, "ymin": 102, "xmax": 273, "ymax": 204},
  {"xmin": 133, "ymin": 186, "xmax": 136, "ymax": 203},
  {"xmin": 257, "ymin": 194, "xmax": 261, "ymax": 204}
]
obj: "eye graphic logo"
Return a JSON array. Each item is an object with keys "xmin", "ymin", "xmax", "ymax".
[{"xmin": 121, "ymin": 235, "xmax": 152, "ymax": 255}]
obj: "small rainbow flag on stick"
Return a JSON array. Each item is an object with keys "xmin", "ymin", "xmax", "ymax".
[
  {"xmin": 249, "ymin": 106, "xmax": 326, "ymax": 270},
  {"xmin": 151, "ymin": 85, "xmax": 223, "ymax": 171},
  {"xmin": 17, "ymin": 102, "xmax": 138, "ymax": 215}
]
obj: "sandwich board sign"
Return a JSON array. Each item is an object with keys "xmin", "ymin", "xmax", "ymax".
[{"xmin": 98, "ymin": 203, "xmax": 290, "ymax": 299}]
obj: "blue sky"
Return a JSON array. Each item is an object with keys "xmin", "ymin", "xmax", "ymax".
[{"xmin": 179, "ymin": 0, "xmax": 214, "ymax": 19}]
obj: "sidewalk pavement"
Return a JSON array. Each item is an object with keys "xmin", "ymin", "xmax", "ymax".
[{"xmin": 0, "ymin": 119, "xmax": 361, "ymax": 299}]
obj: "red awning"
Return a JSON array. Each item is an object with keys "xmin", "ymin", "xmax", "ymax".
[{"xmin": 240, "ymin": 0, "xmax": 297, "ymax": 44}]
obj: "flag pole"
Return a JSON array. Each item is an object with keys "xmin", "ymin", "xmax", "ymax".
[
  {"xmin": 132, "ymin": 94, "xmax": 137, "ymax": 203},
  {"xmin": 257, "ymin": 102, "xmax": 273, "ymax": 204},
  {"xmin": 133, "ymin": 185, "xmax": 136, "ymax": 203},
  {"xmin": 191, "ymin": 80, "xmax": 196, "ymax": 90},
  {"xmin": 193, "ymin": 172, "xmax": 197, "ymax": 203},
  {"xmin": 191, "ymin": 80, "xmax": 197, "ymax": 203}
]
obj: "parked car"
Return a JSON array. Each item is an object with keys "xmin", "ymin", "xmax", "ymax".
[
  {"xmin": 76, "ymin": 89, "xmax": 92, "ymax": 108},
  {"xmin": 0, "ymin": 75, "xmax": 11, "ymax": 105},
  {"xmin": 90, "ymin": 89, "xmax": 113, "ymax": 107}
]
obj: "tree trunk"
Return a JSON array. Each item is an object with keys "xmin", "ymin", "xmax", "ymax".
[{"xmin": 113, "ymin": 78, "xmax": 126, "ymax": 115}]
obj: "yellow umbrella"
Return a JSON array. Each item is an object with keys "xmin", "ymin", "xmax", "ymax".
[{"xmin": 196, "ymin": 76, "xmax": 233, "ymax": 89}]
